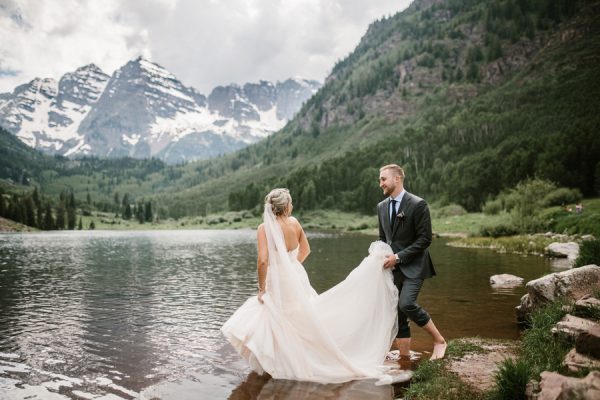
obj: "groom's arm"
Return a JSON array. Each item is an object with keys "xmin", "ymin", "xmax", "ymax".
[{"xmin": 396, "ymin": 200, "xmax": 432, "ymax": 264}]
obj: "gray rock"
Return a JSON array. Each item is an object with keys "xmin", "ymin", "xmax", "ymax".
[
  {"xmin": 576, "ymin": 325, "xmax": 600, "ymax": 360},
  {"xmin": 536, "ymin": 370, "xmax": 600, "ymax": 399},
  {"xmin": 551, "ymin": 314, "xmax": 599, "ymax": 339},
  {"xmin": 516, "ymin": 265, "xmax": 600, "ymax": 323},
  {"xmin": 564, "ymin": 348, "xmax": 600, "ymax": 373},
  {"xmin": 490, "ymin": 274, "xmax": 524, "ymax": 287},
  {"xmin": 574, "ymin": 296, "xmax": 600, "ymax": 314},
  {"xmin": 545, "ymin": 242, "xmax": 579, "ymax": 260}
]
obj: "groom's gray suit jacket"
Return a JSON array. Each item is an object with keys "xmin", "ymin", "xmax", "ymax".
[{"xmin": 377, "ymin": 191, "xmax": 436, "ymax": 280}]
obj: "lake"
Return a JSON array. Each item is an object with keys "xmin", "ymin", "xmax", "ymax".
[{"xmin": 0, "ymin": 229, "xmax": 556, "ymax": 399}]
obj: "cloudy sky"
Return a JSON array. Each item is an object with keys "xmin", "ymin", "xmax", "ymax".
[{"xmin": 0, "ymin": 0, "xmax": 412, "ymax": 94}]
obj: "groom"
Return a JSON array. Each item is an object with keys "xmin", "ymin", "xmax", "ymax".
[{"xmin": 377, "ymin": 164, "xmax": 447, "ymax": 361}]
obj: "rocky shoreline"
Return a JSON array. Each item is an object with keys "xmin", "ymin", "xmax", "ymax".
[{"xmin": 440, "ymin": 265, "xmax": 600, "ymax": 399}]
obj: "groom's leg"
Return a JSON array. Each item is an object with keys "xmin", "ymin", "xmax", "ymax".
[
  {"xmin": 394, "ymin": 272, "xmax": 414, "ymax": 358},
  {"xmin": 394, "ymin": 308, "xmax": 411, "ymax": 357},
  {"xmin": 398, "ymin": 277, "xmax": 430, "ymax": 329},
  {"xmin": 398, "ymin": 277, "xmax": 447, "ymax": 359}
]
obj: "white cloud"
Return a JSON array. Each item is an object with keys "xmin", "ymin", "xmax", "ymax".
[{"xmin": 0, "ymin": 0, "xmax": 412, "ymax": 94}]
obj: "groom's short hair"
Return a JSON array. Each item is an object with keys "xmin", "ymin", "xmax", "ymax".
[{"xmin": 380, "ymin": 164, "xmax": 405, "ymax": 179}]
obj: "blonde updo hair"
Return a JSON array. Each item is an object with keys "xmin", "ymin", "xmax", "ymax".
[{"xmin": 265, "ymin": 188, "xmax": 292, "ymax": 216}]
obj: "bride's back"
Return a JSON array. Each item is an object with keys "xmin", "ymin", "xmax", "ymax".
[{"xmin": 277, "ymin": 217, "xmax": 300, "ymax": 252}]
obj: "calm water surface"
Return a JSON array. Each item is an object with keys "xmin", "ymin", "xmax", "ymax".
[{"xmin": 0, "ymin": 229, "xmax": 556, "ymax": 399}]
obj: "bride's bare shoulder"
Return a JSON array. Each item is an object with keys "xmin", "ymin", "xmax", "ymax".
[{"xmin": 288, "ymin": 216, "xmax": 304, "ymax": 229}]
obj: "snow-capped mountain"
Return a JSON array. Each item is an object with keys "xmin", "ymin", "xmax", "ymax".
[
  {"xmin": 0, "ymin": 64, "xmax": 110, "ymax": 154},
  {"xmin": 0, "ymin": 57, "xmax": 320, "ymax": 163}
]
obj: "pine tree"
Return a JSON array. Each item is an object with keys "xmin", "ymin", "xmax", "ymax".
[
  {"xmin": 43, "ymin": 203, "xmax": 54, "ymax": 230},
  {"xmin": 124, "ymin": 204, "xmax": 132, "ymax": 220},
  {"xmin": 86, "ymin": 190, "xmax": 91, "ymax": 205},
  {"xmin": 89, "ymin": 221, "xmax": 96, "ymax": 230},
  {"xmin": 68, "ymin": 192, "xmax": 76, "ymax": 209},
  {"xmin": 9, "ymin": 195, "xmax": 23, "ymax": 223},
  {"xmin": 67, "ymin": 207, "xmax": 76, "ymax": 230},
  {"xmin": 36, "ymin": 203, "xmax": 44, "ymax": 227},
  {"xmin": 467, "ymin": 62, "xmax": 480, "ymax": 82},
  {"xmin": 144, "ymin": 201, "xmax": 153, "ymax": 223},
  {"xmin": 24, "ymin": 196, "xmax": 36, "ymax": 227},
  {"xmin": 136, "ymin": 202, "xmax": 145, "ymax": 223},
  {"xmin": 32, "ymin": 187, "xmax": 41, "ymax": 208},
  {"xmin": 78, "ymin": 217, "xmax": 83, "ymax": 230},
  {"xmin": 56, "ymin": 205, "xmax": 66, "ymax": 230},
  {"xmin": 114, "ymin": 192, "xmax": 120, "ymax": 212}
]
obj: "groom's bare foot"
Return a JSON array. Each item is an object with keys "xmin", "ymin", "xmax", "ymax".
[{"xmin": 430, "ymin": 341, "xmax": 447, "ymax": 360}]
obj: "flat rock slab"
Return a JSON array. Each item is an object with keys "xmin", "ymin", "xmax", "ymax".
[
  {"xmin": 564, "ymin": 348, "xmax": 600, "ymax": 372},
  {"xmin": 537, "ymin": 370, "xmax": 600, "ymax": 400},
  {"xmin": 551, "ymin": 314, "xmax": 599, "ymax": 339},
  {"xmin": 447, "ymin": 339, "xmax": 517, "ymax": 392},
  {"xmin": 574, "ymin": 296, "xmax": 600, "ymax": 312}
]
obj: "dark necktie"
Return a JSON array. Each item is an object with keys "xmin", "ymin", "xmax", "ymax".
[{"xmin": 390, "ymin": 199, "xmax": 397, "ymax": 229}]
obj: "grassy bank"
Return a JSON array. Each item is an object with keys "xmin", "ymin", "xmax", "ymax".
[
  {"xmin": 0, "ymin": 216, "xmax": 36, "ymax": 232},
  {"xmin": 446, "ymin": 234, "xmax": 575, "ymax": 255},
  {"xmin": 403, "ymin": 338, "xmax": 516, "ymax": 400},
  {"xmin": 3, "ymin": 197, "xmax": 597, "ymax": 237},
  {"xmin": 406, "ymin": 299, "xmax": 600, "ymax": 400},
  {"xmin": 73, "ymin": 209, "xmax": 380, "ymax": 232}
]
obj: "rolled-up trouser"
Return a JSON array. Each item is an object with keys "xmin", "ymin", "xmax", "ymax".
[{"xmin": 393, "ymin": 271, "xmax": 431, "ymax": 338}]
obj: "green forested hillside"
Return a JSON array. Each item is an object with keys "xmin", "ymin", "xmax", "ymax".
[
  {"xmin": 1, "ymin": 0, "xmax": 599, "ymax": 219},
  {"xmin": 161, "ymin": 0, "xmax": 600, "ymax": 214}
]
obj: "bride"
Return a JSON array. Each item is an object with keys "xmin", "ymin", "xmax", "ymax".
[{"xmin": 221, "ymin": 188, "xmax": 399, "ymax": 383}]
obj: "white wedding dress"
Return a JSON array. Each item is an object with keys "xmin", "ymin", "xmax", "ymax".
[{"xmin": 221, "ymin": 205, "xmax": 399, "ymax": 384}]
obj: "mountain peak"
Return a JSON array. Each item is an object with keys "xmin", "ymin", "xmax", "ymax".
[
  {"xmin": 75, "ymin": 63, "xmax": 105, "ymax": 74},
  {"xmin": 1, "ymin": 56, "xmax": 321, "ymax": 164}
]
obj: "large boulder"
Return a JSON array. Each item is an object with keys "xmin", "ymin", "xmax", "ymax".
[
  {"xmin": 545, "ymin": 242, "xmax": 579, "ymax": 260},
  {"xmin": 516, "ymin": 265, "xmax": 600, "ymax": 323},
  {"xmin": 536, "ymin": 371, "xmax": 600, "ymax": 400}
]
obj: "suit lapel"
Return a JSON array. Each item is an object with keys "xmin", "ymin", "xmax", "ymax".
[
  {"xmin": 391, "ymin": 192, "xmax": 410, "ymax": 238},
  {"xmin": 382, "ymin": 201, "xmax": 392, "ymax": 240}
]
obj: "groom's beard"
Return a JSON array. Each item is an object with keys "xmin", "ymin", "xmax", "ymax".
[{"xmin": 382, "ymin": 185, "xmax": 394, "ymax": 196}]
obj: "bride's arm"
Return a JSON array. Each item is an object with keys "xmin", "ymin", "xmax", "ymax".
[
  {"xmin": 256, "ymin": 224, "xmax": 268, "ymax": 303},
  {"xmin": 297, "ymin": 223, "xmax": 310, "ymax": 263}
]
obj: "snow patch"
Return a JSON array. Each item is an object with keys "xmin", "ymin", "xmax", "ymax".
[{"xmin": 122, "ymin": 133, "xmax": 141, "ymax": 145}]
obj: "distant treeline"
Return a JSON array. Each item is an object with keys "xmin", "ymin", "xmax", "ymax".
[
  {"xmin": 0, "ymin": 187, "xmax": 154, "ymax": 230},
  {"xmin": 0, "ymin": 187, "xmax": 82, "ymax": 230}
]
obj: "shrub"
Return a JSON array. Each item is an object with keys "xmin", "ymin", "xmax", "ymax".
[
  {"xmin": 574, "ymin": 238, "xmax": 600, "ymax": 268},
  {"xmin": 492, "ymin": 358, "xmax": 531, "ymax": 400},
  {"xmin": 510, "ymin": 179, "xmax": 557, "ymax": 232},
  {"xmin": 434, "ymin": 204, "xmax": 467, "ymax": 218},
  {"xmin": 542, "ymin": 187, "xmax": 583, "ymax": 207},
  {"xmin": 483, "ymin": 198, "xmax": 503, "ymax": 215},
  {"xmin": 480, "ymin": 223, "xmax": 519, "ymax": 237}
]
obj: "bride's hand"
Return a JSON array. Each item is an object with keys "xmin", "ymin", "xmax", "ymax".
[{"xmin": 257, "ymin": 290, "xmax": 265, "ymax": 304}]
